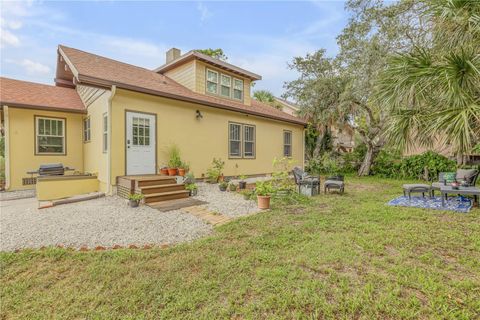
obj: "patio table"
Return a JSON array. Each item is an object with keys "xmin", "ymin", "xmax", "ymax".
[{"xmin": 440, "ymin": 186, "xmax": 480, "ymax": 207}]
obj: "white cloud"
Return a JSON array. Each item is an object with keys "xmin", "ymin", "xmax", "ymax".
[
  {"xmin": 197, "ymin": 2, "xmax": 212, "ymax": 24},
  {"xmin": 0, "ymin": 29, "xmax": 20, "ymax": 47},
  {"xmin": 20, "ymin": 59, "xmax": 51, "ymax": 75}
]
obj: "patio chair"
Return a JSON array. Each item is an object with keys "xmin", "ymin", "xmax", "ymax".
[
  {"xmin": 292, "ymin": 167, "xmax": 320, "ymax": 196},
  {"xmin": 431, "ymin": 169, "xmax": 479, "ymax": 196}
]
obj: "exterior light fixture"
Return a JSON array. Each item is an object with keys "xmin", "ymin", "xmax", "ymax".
[{"xmin": 196, "ymin": 110, "xmax": 203, "ymax": 119}]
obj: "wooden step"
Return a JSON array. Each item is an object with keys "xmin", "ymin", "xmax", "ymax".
[
  {"xmin": 137, "ymin": 178, "xmax": 177, "ymax": 187},
  {"xmin": 143, "ymin": 190, "xmax": 190, "ymax": 203},
  {"xmin": 140, "ymin": 184, "xmax": 185, "ymax": 194}
]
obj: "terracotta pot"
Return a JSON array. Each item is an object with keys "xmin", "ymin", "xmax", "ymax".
[
  {"xmin": 160, "ymin": 168, "xmax": 169, "ymax": 176},
  {"xmin": 257, "ymin": 195, "xmax": 271, "ymax": 210},
  {"xmin": 167, "ymin": 168, "xmax": 178, "ymax": 176},
  {"xmin": 178, "ymin": 168, "xmax": 186, "ymax": 176}
]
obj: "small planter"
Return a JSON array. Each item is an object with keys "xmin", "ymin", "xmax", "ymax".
[
  {"xmin": 167, "ymin": 168, "xmax": 178, "ymax": 176},
  {"xmin": 190, "ymin": 189, "xmax": 198, "ymax": 196},
  {"xmin": 219, "ymin": 183, "xmax": 228, "ymax": 192},
  {"xmin": 257, "ymin": 195, "xmax": 271, "ymax": 210},
  {"xmin": 160, "ymin": 168, "xmax": 169, "ymax": 176},
  {"xmin": 178, "ymin": 168, "xmax": 186, "ymax": 176},
  {"xmin": 129, "ymin": 199, "xmax": 140, "ymax": 208},
  {"xmin": 239, "ymin": 181, "xmax": 247, "ymax": 190}
]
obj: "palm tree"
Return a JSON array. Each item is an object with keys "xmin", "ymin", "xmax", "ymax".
[
  {"xmin": 378, "ymin": 0, "xmax": 480, "ymax": 164},
  {"xmin": 253, "ymin": 90, "xmax": 283, "ymax": 110}
]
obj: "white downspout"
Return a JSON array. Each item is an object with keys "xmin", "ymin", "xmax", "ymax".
[
  {"xmin": 107, "ymin": 85, "xmax": 116, "ymax": 195},
  {"xmin": 3, "ymin": 106, "xmax": 10, "ymax": 190}
]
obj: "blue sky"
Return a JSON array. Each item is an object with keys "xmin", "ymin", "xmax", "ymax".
[{"xmin": 0, "ymin": 1, "xmax": 349, "ymax": 96}]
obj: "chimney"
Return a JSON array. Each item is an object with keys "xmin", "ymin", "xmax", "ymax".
[{"xmin": 166, "ymin": 48, "xmax": 181, "ymax": 64}]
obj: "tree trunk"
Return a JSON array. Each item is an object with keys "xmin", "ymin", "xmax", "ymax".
[{"xmin": 358, "ymin": 144, "xmax": 380, "ymax": 176}]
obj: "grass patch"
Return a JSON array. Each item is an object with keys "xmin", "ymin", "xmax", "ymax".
[{"xmin": 1, "ymin": 177, "xmax": 479, "ymax": 319}]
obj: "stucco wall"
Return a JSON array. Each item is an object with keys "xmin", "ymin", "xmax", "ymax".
[
  {"xmin": 81, "ymin": 89, "xmax": 110, "ymax": 192},
  {"xmin": 6, "ymin": 107, "xmax": 84, "ymax": 190},
  {"xmin": 110, "ymin": 89, "xmax": 304, "ymax": 185}
]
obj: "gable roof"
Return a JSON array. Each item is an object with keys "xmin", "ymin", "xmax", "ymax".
[
  {"xmin": 0, "ymin": 77, "xmax": 85, "ymax": 113},
  {"xmin": 58, "ymin": 45, "xmax": 305, "ymax": 126},
  {"xmin": 153, "ymin": 50, "xmax": 262, "ymax": 81}
]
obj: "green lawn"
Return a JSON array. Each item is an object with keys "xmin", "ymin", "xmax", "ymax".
[{"xmin": 1, "ymin": 177, "xmax": 479, "ymax": 319}]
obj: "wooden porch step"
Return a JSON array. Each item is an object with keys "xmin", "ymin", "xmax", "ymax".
[
  {"xmin": 137, "ymin": 178, "xmax": 177, "ymax": 187},
  {"xmin": 140, "ymin": 183, "xmax": 185, "ymax": 194},
  {"xmin": 143, "ymin": 190, "xmax": 189, "ymax": 203}
]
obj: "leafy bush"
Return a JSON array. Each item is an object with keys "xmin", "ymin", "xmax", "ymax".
[
  {"xmin": 271, "ymin": 157, "xmax": 296, "ymax": 194},
  {"xmin": 371, "ymin": 150, "xmax": 456, "ymax": 180},
  {"xmin": 128, "ymin": 193, "xmax": 144, "ymax": 201},
  {"xmin": 399, "ymin": 151, "xmax": 456, "ymax": 180},
  {"xmin": 255, "ymin": 180, "xmax": 274, "ymax": 196},
  {"xmin": 0, "ymin": 156, "xmax": 5, "ymax": 179},
  {"xmin": 206, "ymin": 158, "xmax": 225, "ymax": 183}
]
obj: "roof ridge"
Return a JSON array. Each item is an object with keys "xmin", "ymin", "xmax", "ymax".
[{"xmin": 58, "ymin": 44, "xmax": 168, "ymax": 79}]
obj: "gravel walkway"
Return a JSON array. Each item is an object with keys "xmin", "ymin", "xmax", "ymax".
[
  {"xmin": 0, "ymin": 196, "xmax": 212, "ymax": 252},
  {"xmin": 193, "ymin": 182, "xmax": 260, "ymax": 217}
]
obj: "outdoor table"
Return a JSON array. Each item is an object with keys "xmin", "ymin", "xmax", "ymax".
[{"xmin": 440, "ymin": 186, "xmax": 480, "ymax": 207}]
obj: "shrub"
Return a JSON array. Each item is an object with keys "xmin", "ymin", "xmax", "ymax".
[
  {"xmin": 371, "ymin": 149, "xmax": 402, "ymax": 178},
  {"xmin": 128, "ymin": 193, "xmax": 144, "ymax": 201},
  {"xmin": 271, "ymin": 157, "xmax": 296, "ymax": 194},
  {"xmin": 206, "ymin": 158, "xmax": 225, "ymax": 183},
  {"xmin": 399, "ymin": 151, "xmax": 456, "ymax": 180},
  {"xmin": 255, "ymin": 180, "xmax": 274, "ymax": 196}
]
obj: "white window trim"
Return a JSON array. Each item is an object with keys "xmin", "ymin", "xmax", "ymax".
[
  {"xmin": 283, "ymin": 130, "xmax": 292, "ymax": 157},
  {"xmin": 102, "ymin": 113, "xmax": 108, "ymax": 153},
  {"xmin": 36, "ymin": 116, "xmax": 66, "ymax": 155},
  {"xmin": 206, "ymin": 69, "xmax": 219, "ymax": 94},
  {"xmin": 233, "ymin": 78, "xmax": 244, "ymax": 101},
  {"xmin": 206, "ymin": 68, "xmax": 244, "ymax": 102},
  {"xmin": 83, "ymin": 117, "xmax": 90, "ymax": 143},
  {"xmin": 243, "ymin": 125, "xmax": 255, "ymax": 158},
  {"xmin": 220, "ymin": 74, "xmax": 232, "ymax": 98}
]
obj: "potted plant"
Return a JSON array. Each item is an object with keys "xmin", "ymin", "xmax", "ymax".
[
  {"xmin": 219, "ymin": 181, "xmax": 228, "ymax": 191},
  {"xmin": 167, "ymin": 145, "xmax": 182, "ymax": 176},
  {"xmin": 255, "ymin": 180, "xmax": 274, "ymax": 210},
  {"xmin": 128, "ymin": 193, "xmax": 144, "ymax": 207},
  {"xmin": 178, "ymin": 162, "xmax": 190, "ymax": 177},
  {"xmin": 160, "ymin": 166, "xmax": 169, "ymax": 176},
  {"xmin": 228, "ymin": 183, "xmax": 237, "ymax": 192},
  {"xmin": 238, "ymin": 175, "xmax": 247, "ymax": 189},
  {"xmin": 185, "ymin": 183, "xmax": 198, "ymax": 196},
  {"xmin": 240, "ymin": 189, "xmax": 253, "ymax": 200}
]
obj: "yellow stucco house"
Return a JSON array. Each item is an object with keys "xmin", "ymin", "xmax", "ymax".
[{"xmin": 0, "ymin": 45, "xmax": 306, "ymax": 195}]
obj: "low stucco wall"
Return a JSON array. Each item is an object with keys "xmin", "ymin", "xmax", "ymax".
[{"xmin": 36, "ymin": 175, "xmax": 99, "ymax": 201}]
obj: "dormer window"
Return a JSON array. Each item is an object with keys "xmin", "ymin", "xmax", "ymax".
[
  {"xmin": 233, "ymin": 79, "xmax": 243, "ymax": 100},
  {"xmin": 206, "ymin": 69, "xmax": 218, "ymax": 94},
  {"xmin": 206, "ymin": 68, "xmax": 244, "ymax": 102},
  {"xmin": 220, "ymin": 74, "xmax": 231, "ymax": 97}
]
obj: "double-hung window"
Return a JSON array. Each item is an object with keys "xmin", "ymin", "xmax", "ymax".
[
  {"xmin": 283, "ymin": 130, "xmax": 292, "ymax": 157},
  {"xmin": 233, "ymin": 79, "xmax": 243, "ymax": 100},
  {"xmin": 36, "ymin": 117, "xmax": 65, "ymax": 155},
  {"xmin": 220, "ymin": 74, "xmax": 231, "ymax": 98},
  {"xmin": 83, "ymin": 117, "xmax": 90, "ymax": 142},
  {"xmin": 206, "ymin": 69, "xmax": 218, "ymax": 94},
  {"xmin": 229, "ymin": 123, "xmax": 242, "ymax": 157},
  {"xmin": 102, "ymin": 113, "xmax": 108, "ymax": 153},
  {"xmin": 229, "ymin": 122, "xmax": 255, "ymax": 158},
  {"xmin": 244, "ymin": 125, "xmax": 255, "ymax": 158},
  {"xmin": 206, "ymin": 68, "xmax": 244, "ymax": 102}
]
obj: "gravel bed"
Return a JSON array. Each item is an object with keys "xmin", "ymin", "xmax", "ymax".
[
  {"xmin": 0, "ymin": 196, "xmax": 212, "ymax": 252},
  {"xmin": 0, "ymin": 189, "xmax": 36, "ymax": 201},
  {"xmin": 193, "ymin": 182, "xmax": 261, "ymax": 217}
]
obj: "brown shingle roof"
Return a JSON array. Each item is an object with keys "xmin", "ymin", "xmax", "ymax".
[
  {"xmin": 59, "ymin": 45, "xmax": 305, "ymax": 126},
  {"xmin": 0, "ymin": 77, "xmax": 85, "ymax": 113}
]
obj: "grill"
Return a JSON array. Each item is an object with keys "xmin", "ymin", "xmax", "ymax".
[{"xmin": 27, "ymin": 163, "xmax": 74, "ymax": 176}]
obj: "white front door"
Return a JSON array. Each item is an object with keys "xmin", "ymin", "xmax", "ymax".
[{"xmin": 126, "ymin": 111, "xmax": 156, "ymax": 175}]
